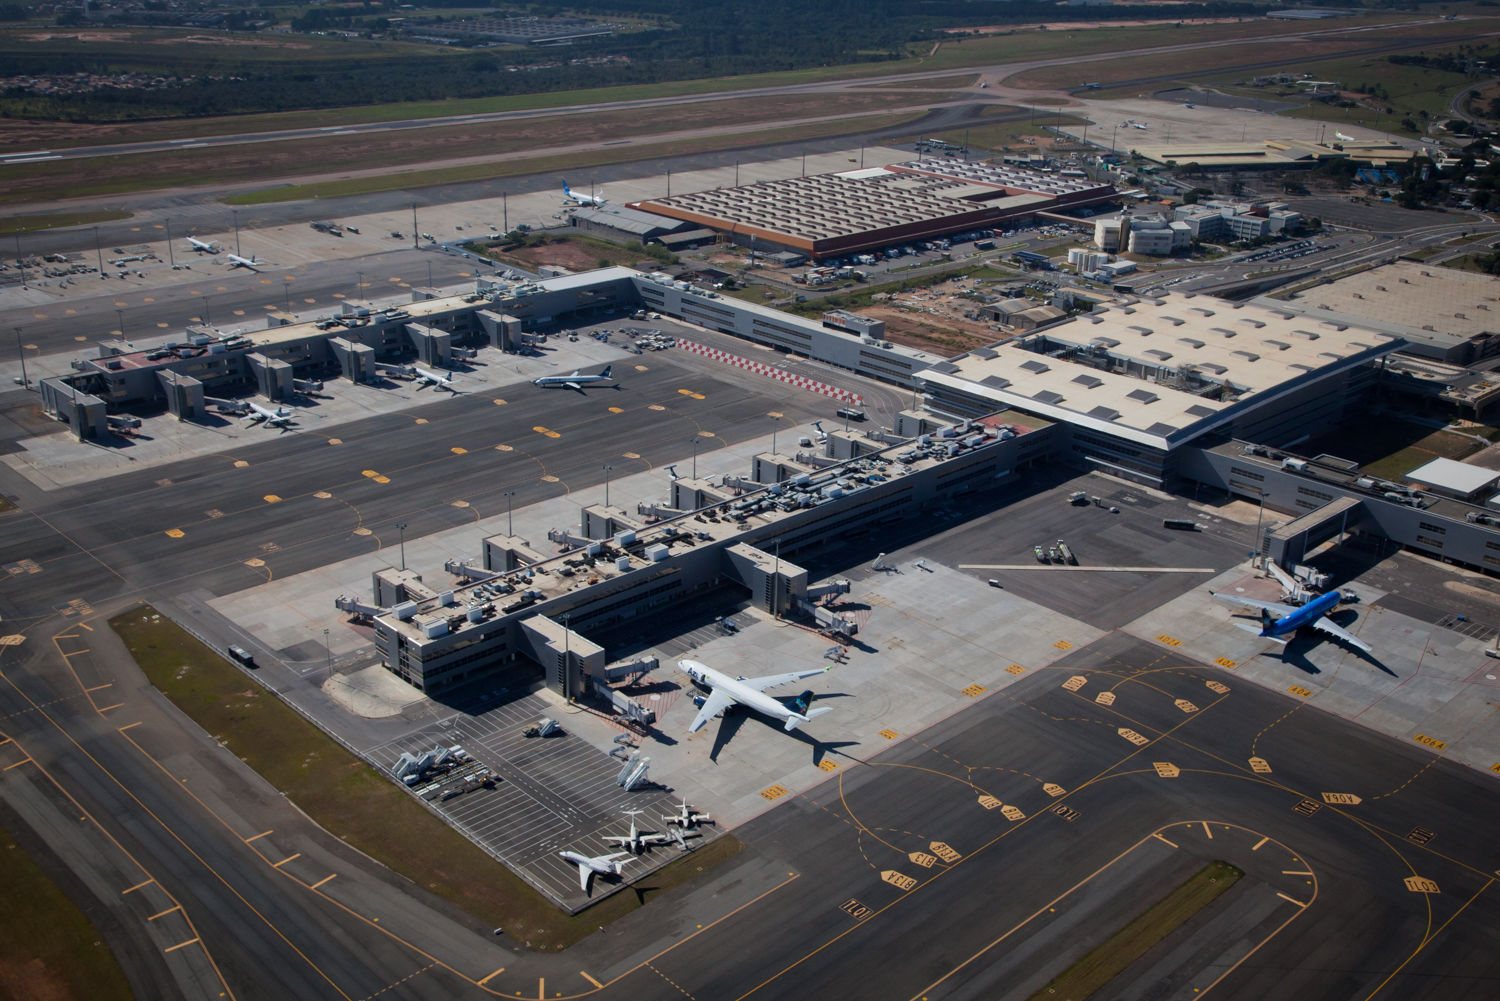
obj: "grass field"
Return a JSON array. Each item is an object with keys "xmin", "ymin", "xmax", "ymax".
[
  {"xmin": 0, "ymin": 210, "xmax": 131, "ymax": 234},
  {"xmin": 0, "ymin": 15, "xmax": 1426, "ymax": 154},
  {"xmin": 0, "ymin": 818, "xmax": 136, "ymax": 1001},
  {"xmin": 1299, "ymin": 413, "xmax": 1487, "ymax": 480},
  {"xmin": 1441, "ymin": 252, "xmax": 1499, "ymax": 274},
  {"xmin": 108, "ymin": 606, "xmax": 744, "ymax": 950},
  {"xmin": 216, "ymin": 111, "xmax": 923, "ymax": 206},
  {"xmin": 1027, "ymin": 861, "xmax": 1243, "ymax": 1001},
  {"xmin": 898, "ymin": 115, "xmax": 1092, "ymax": 152}
]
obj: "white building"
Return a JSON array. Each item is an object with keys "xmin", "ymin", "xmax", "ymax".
[{"xmin": 1094, "ymin": 217, "xmax": 1130, "ymax": 252}]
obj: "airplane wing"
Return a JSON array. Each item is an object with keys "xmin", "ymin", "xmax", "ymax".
[
  {"xmin": 564, "ymin": 382, "xmax": 582, "ymax": 391},
  {"xmin": 576, "ymin": 861, "xmax": 592, "ymax": 891},
  {"xmin": 1210, "ymin": 593, "xmax": 1299, "ymax": 617},
  {"xmin": 687, "ymin": 688, "xmax": 737, "ymax": 734},
  {"xmin": 740, "ymin": 667, "xmax": 829, "ymax": 693},
  {"xmin": 1311, "ymin": 616, "xmax": 1372, "ymax": 654}
]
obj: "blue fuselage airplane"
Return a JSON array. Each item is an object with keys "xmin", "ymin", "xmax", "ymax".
[{"xmin": 1211, "ymin": 587, "xmax": 1371, "ymax": 654}]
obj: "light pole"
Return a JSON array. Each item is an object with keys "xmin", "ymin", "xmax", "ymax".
[
  {"xmin": 232, "ymin": 209, "xmax": 241, "ymax": 256},
  {"xmin": 14, "ymin": 328, "xmax": 27, "ymax": 391},
  {"xmin": 412, "ymin": 203, "xmax": 419, "ymax": 251},
  {"xmin": 427, "ymin": 260, "xmax": 433, "ymax": 288},
  {"xmin": 396, "ymin": 522, "xmax": 407, "ymax": 571},
  {"xmin": 356, "ymin": 270, "xmax": 363, "ymax": 298},
  {"xmin": 284, "ymin": 281, "xmax": 290, "ymax": 310},
  {"xmin": 115, "ymin": 308, "xmax": 124, "ymax": 337},
  {"xmin": 503, "ymin": 491, "xmax": 515, "ymax": 537},
  {"xmin": 93, "ymin": 225, "xmax": 104, "ymax": 279},
  {"xmin": 690, "ymin": 437, "xmax": 699, "ymax": 480},
  {"xmin": 323, "ymin": 628, "xmax": 331, "ymax": 681},
  {"xmin": 165, "ymin": 219, "xmax": 175, "ymax": 268},
  {"xmin": 602, "ymin": 464, "xmax": 613, "ymax": 509},
  {"xmin": 14, "ymin": 234, "xmax": 24, "ymax": 290},
  {"xmin": 1251, "ymin": 490, "xmax": 1266, "ymax": 568}
]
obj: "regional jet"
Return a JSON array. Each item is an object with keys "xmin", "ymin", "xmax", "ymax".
[
  {"xmin": 1335, "ymin": 131, "xmax": 1355, "ymax": 142},
  {"xmin": 679, "ymin": 659, "xmax": 833, "ymax": 734},
  {"xmin": 227, "ymin": 253, "xmax": 268, "ymax": 271},
  {"xmin": 562, "ymin": 180, "xmax": 606, "ymax": 207},
  {"xmin": 558, "ymin": 849, "xmax": 634, "ymax": 893},
  {"xmin": 242, "ymin": 402, "xmax": 294, "ymax": 429},
  {"xmin": 1210, "ymin": 588, "xmax": 1371, "ymax": 654},
  {"xmin": 532, "ymin": 365, "xmax": 613, "ymax": 391},
  {"xmin": 412, "ymin": 366, "xmax": 458, "ymax": 392},
  {"xmin": 186, "ymin": 236, "xmax": 219, "ymax": 254}
]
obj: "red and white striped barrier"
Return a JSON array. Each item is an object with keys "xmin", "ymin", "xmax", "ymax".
[{"xmin": 675, "ymin": 339, "xmax": 863, "ymax": 405}]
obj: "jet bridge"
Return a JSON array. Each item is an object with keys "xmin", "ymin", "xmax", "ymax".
[{"xmin": 1263, "ymin": 495, "xmax": 1364, "ymax": 567}]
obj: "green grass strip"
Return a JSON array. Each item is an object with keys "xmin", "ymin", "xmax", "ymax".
[
  {"xmin": 0, "ymin": 210, "xmax": 130, "ymax": 234},
  {"xmin": 0, "ymin": 815, "xmax": 136, "ymax": 1000},
  {"xmin": 1029, "ymin": 860, "xmax": 1244, "ymax": 1001},
  {"xmin": 109, "ymin": 606, "xmax": 741, "ymax": 949}
]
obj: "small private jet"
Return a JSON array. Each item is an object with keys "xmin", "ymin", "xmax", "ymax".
[
  {"xmin": 662, "ymin": 798, "xmax": 712, "ymax": 829},
  {"xmin": 680, "ymin": 659, "xmax": 833, "ymax": 734},
  {"xmin": 558, "ymin": 849, "xmax": 633, "ymax": 893},
  {"xmin": 532, "ymin": 365, "xmax": 613, "ymax": 391}
]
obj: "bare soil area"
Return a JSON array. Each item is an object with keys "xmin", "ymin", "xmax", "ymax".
[{"xmin": 857, "ymin": 305, "xmax": 1005, "ymax": 357}]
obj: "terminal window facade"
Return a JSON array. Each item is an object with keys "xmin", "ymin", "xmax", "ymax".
[
  {"xmin": 1298, "ymin": 486, "xmax": 1334, "ymax": 503},
  {"xmin": 1295, "ymin": 499, "xmax": 1320, "ymax": 510},
  {"xmin": 1073, "ymin": 432, "xmax": 1167, "ymax": 478},
  {"xmin": 1230, "ymin": 466, "xmax": 1266, "ymax": 482},
  {"xmin": 1419, "ymin": 521, "xmax": 1448, "ymax": 536},
  {"xmin": 1416, "ymin": 535, "xmax": 1445, "ymax": 550},
  {"xmin": 1487, "ymin": 541, "xmax": 1500, "ymax": 552},
  {"xmin": 860, "ymin": 350, "xmax": 911, "ymax": 371},
  {"xmin": 752, "ymin": 319, "xmax": 813, "ymax": 342}
]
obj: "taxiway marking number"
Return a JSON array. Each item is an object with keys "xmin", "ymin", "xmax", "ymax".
[
  {"xmin": 1413, "ymin": 734, "xmax": 1446, "ymax": 750},
  {"xmin": 908, "ymin": 852, "xmax": 937, "ymax": 869},
  {"xmin": 1293, "ymin": 798, "xmax": 1322, "ymax": 817},
  {"xmin": 1053, "ymin": 640, "xmax": 1073, "ymax": 650},
  {"xmin": 1206, "ymin": 680, "xmax": 1230, "ymax": 693},
  {"xmin": 1006, "ymin": 664, "xmax": 1025, "ymax": 675},
  {"xmin": 1050, "ymin": 804, "xmax": 1080, "ymax": 822},
  {"xmin": 1043, "ymin": 783, "xmax": 1066, "ymax": 797},
  {"xmin": 760, "ymin": 785, "xmax": 789, "ymax": 802},
  {"xmin": 1153, "ymin": 762, "xmax": 1180, "ymax": 778},
  {"xmin": 840, "ymin": 898, "xmax": 873, "ymax": 920},
  {"xmin": 1118, "ymin": 728, "xmax": 1149, "ymax": 746},
  {"xmin": 977, "ymin": 795, "xmax": 1002, "ymax": 810},
  {"xmin": 1406, "ymin": 826, "xmax": 1437, "ymax": 846},
  {"xmin": 1322, "ymin": 793, "xmax": 1361, "ymax": 805},
  {"xmin": 1405, "ymin": 876, "xmax": 1440, "ymax": 894},
  {"xmin": 929, "ymin": 842, "xmax": 961, "ymax": 864},
  {"xmin": 1175, "ymin": 699, "xmax": 1199, "ymax": 713},
  {"xmin": 961, "ymin": 684, "xmax": 986, "ymax": 698},
  {"xmin": 1000, "ymin": 805, "xmax": 1024, "ymax": 821},
  {"xmin": 881, "ymin": 870, "xmax": 918, "ymax": 892},
  {"xmin": 1157, "ymin": 634, "xmax": 1182, "ymax": 647},
  {"xmin": 1288, "ymin": 686, "xmax": 1314, "ymax": 698},
  {"xmin": 1212, "ymin": 659, "xmax": 1236, "ymax": 670},
  {"xmin": 878, "ymin": 729, "xmax": 899, "ymax": 740},
  {"xmin": 1095, "ymin": 692, "xmax": 1116, "ymax": 706},
  {"xmin": 817, "ymin": 760, "xmax": 838, "ymax": 772},
  {"xmin": 1249, "ymin": 757, "xmax": 1272, "ymax": 773}
]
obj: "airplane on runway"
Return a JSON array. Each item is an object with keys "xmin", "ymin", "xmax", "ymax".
[
  {"xmin": 680, "ymin": 659, "xmax": 833, "ymax": 734},
  {"xmin": 186, "ymin": 236, "xmax": 219, "ymax": 254},
  {"xmin": 1335, "ymin": 131, "xmax": 1355, "ymax": 142},
  {"xmin": 561, "ymin": 180, "xmax": 606, "ymax": 207},
  {"xmin": 663, "ymin": 798, "xmax": 712, "ymax": 829},
  {"xmin": 1210, "ymin": 587, "xmax": 1371, "ymax": 653},
  {"xmin": 532, "ymin": 365, "xmax": 613, "ymax": 391},
  {"xmin": 242, "ymin": 401, "xmax": 294, "ymax": 429},
  {"xmin": 558, "ymin": 849, "xmax": 634, "ymax": 893},
  {"xmin": 227, "ymin": 253, "xmax": 268, "ymax": 271},
  {"xmin": 412, "ymin": 366, "xmax": 458, "ymax": 392}
]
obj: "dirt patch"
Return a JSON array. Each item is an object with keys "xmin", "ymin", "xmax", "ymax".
[
  {"xmin": 1444, "ymin": 580, "xmax": 1500, "ymax": 606},
  {"xmin": 857, "ymin": 305, "xmax": 1003, "ymax": 357}
]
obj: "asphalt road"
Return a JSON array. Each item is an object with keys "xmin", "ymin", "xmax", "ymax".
[
  {"xmin": 0, "ymin": 347, "xmax": 835, "ymax": 629},
  {"xmin": 1, "ymin": 245, "xmax": 490, "ymax": 360}
]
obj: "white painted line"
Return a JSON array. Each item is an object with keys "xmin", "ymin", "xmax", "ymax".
[
  {"xmin": 168, "ymin": 139, "xmax": 199, "ymax": 144},
  {"xmin": 4, "ymin": 155, "xmax": 61, "ymax": 164},
  {"xmin": 959, "ymin": 565, "xmax": 1218, "ymax": 573}
]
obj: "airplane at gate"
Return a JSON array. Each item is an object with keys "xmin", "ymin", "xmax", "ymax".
[
  {"xmin": 227, "ymin": 253, "xmax": 267, "ymax": 271},
  {"xmin": 413, "ymin": 366, "xmax": 458, "ymax": 392},
  {"xmin": 243, "ymin": 402, "xmax": 294, "ymax": 429},
  {"xmin": 680, "ymin": 659, "xmax": 833, "ymax": 734},
  {"xmin": 186, "ymin": 236, "xmax": 219, "ymax": 254},
  {"xmin": 1210, "ymin": 588, "xmax": 1371, "ymax": 654},
  {"xmin": 562, "ymin": 180, "xmax": 606, "ymax": 207}
]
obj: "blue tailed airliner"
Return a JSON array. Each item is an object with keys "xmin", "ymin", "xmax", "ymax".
[{"xmin": 1211, "ymin": 587, "xmax": 1372, "ymax": 654}]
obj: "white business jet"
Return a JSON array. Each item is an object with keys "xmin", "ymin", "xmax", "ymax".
[
  {"xmin": 558, "ymin": 849, "xmax": 634, "ymax": 893},
  {"xmin": 680, "ymin": 659, "xmax": 833, "ymax": 734}
]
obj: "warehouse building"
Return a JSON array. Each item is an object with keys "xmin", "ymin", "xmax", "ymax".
[
  {"xmin": 634, "ymin": 161, "xmax": 1115, "ymax": 260},
  {"xmin": 568, "ymin": 205, "xmax": 705, "ymax": 245}
]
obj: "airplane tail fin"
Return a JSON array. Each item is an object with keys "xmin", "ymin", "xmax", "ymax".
[
  {"xmin": 784, "ymin": 707, "xmax": 833, "ymax": 731},
  {"xmin": 1234, "ymin": 622, "xmax": 1287, "ymax": 645},
  {"xmin": 599, "ymin": 365, "xmax": 612, "ymax": 379}
]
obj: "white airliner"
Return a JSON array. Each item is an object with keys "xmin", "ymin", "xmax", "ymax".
[
  {"xmin": 413, "ymin": 366, "xmax": 458, "ymax": 392},
  {"xmin": 532, "ymin": 364, "xmax": 612, "ymax": 391},
  {"xmin": 227, "ymin": 253, "xmax": 267, "ymax": 271},
  {"xmin": 242, "ymin": 402, "xmax": 294, "ymax": 429},
  {"xmin": 562, "ymin": 180, "xmax": 606, "ymax": 207},
  {"xmin": 558, "ymin": 849, "xmax": 633, "ymax": 893},
  {"xmin": 186, "ymin": 236, "xmax": 218, "ymax": 254},
  {"xmin": 1335, "ymin": 131, "xmax": 1355, "ymax": 142},
  {"xmin": 680, "ymin": 659, "xmax": 833, "ymax": 734}
]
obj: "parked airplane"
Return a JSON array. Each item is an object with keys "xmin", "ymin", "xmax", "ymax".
[
  {"xmin": 562, "ymin": 180, "xmax": 606, "ymax": 207},
  {"xmin": 603, "ymin": 812, "xmax": 666, "ymax": 854},
  {"xmin": 679, "ymin": 659, "xmax": 833, "ymax": 734},
  {"xmin": 413, "ymin": 366, "xmax": 458, "ymax": 392},
  {"xmin": 242, "ymin": 402, "xmax": 294, "ymax": 429},
  {"xmin": 1131, "ymin": 122, "xmax": 1149, "ymax": 130},
  {"xmin": 663, "ymin": 798, "xmax": 712, "ymax": 829},
  {"xmin": 227, "ymin": 253, "xmax": 267, "ymax": 271},
  {"xmin": 1210, "ymin": 587, "xmax": 1371, "ymax": 653},
  {"xmin": 1334, "ymin": 131, "xmax": 1355, "ymax": 142},
  {"xmin": 186, "ymin": 236, "xmax": 219, "ymax": 254},
  {"xmin": 532, "ymin": 364, "xmax": 613, "ymax": 391},
  {"xmin": 558, "ymin": 849, "xmax": 633, "ymax": 893}
]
